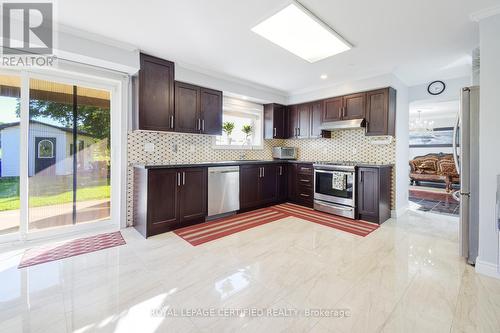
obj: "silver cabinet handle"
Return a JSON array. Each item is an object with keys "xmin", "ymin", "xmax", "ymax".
[
  {"xmin": 279, "ymin": 166, "xmax": 282, "ymax": 176},
  {"xmin": 198, "ymin": 119, "xmax": 202, "ymax": 131},
  {"xmin": 170, "ymin": 115, "xmax": 174, "ymax": 129},
  {"xmin": 262, "ymin": 167, "xmax": 265, "ymax": 177},
  {"xmin": 300, "ymin": 179, "xmax": 310, "ymax": 183},
  {"xmin": 297, "ymin": 128, "xmax": 300, "ymax": 137},
  {"xmin": 273, "ymin": 127, "xmax": 277, "ymax": 137},
  {"xmin": 202, "ymin": 119, "xmax": 205, "ymax": 132},
  {"xmin": 300, "ymin": 193, "xmax": 310, "ymax": 197},
  {"xmin": 338, "ymin": 108, "xmax": 342, "ymax": 119},
  {"xmin": 177, "ymin": 172, "xmax": 181, "ymax": 186},
  {"xmin": 182, "ymin": 171, "xmax": 186, "ymax": 185}
]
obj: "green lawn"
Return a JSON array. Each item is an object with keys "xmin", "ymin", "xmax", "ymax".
[{"xmin": 0, "ymin": 177, "xmax": 110, "ymax": 211}]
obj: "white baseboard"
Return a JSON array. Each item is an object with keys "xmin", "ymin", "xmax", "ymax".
[
  {"xmin": 475, "ymin": 258, "xmax": 500, "ymax": 279},
  {"xmin": 391, "ymin": 205, "xmax": 408, "ymax": 218}
]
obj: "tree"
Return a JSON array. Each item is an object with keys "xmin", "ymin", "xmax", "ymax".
[{"xmin": 16, "ymin": 99, "xmax": 110, "ymax": 140}]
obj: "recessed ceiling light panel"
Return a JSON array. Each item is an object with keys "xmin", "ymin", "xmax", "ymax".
[
  {"xmin": 320, "ymin": 74, "xmax": 328, "ymax": 79},
  {"xmin": 251, "ymin": 2, "xmax": 352, "ymax": 63}
]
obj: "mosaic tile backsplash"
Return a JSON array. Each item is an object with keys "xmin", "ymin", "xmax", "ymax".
[{"xmin": 126, "ymin": 129, "xmax": 396, "ymax": 226}]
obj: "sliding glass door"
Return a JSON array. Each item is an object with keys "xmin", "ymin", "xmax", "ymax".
[
  {"xmin": 0, "ymin": 71, "xmax": 113, "ymax": 238},
  {"xmin": 0, "ymin": 75, "xmax": 21, "ymax": 236},
  {"xmin": 28, "ymin": 79, "xmax": 111, "ymax": 232}
]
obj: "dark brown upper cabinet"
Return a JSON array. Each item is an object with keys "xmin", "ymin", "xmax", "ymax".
[
  {"xmin": 264, "ymin": 103, "xmax": 287, "ymax": 139},
  {"xmin": 174, "ymin": 81, "xmax": 223, "ymax": 135},
  {"xmin": 175, "ymin": 82, "xmax": 200, "ymax": 133},
  {"xmin": 138, "ymin": 53, "xmax": 175, "ymax": 131},
  {"xmin": 322, "ymin": 93, "xmax": 366, "ymax": 122},
  {"xmin": 310, "ymin": 101, "xmax": 330, "ymax": 138},
  {"xmin": 322, "ymin": 97, "xmax": 343, "ymax": 122},
  {"xmin": 366, "ymin": 87, "xmax": 396, "ymax": 136},
  {"xmin": 343, "ymin": 92, "xmax": 366, "ymax": 120},
  {"xmin": 200, "ymin": 88, "xmax": 223, "ymax": 135},
  {"xmin": 297, "ymin": 104, "xmax": 311, "ymax": 139},
  {"xmin": 288, "ymin": 105, "xmax": 299, "ymax": 138}
]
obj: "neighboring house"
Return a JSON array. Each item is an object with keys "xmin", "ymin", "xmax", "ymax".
[{"xmin": 0, "ymin": 120, "xmax": 100, "ymax": 177}]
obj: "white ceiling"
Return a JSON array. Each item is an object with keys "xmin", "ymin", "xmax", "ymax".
[{"xmin": 57, "ymin": 0, "xmax": 498, "ymax": 94}]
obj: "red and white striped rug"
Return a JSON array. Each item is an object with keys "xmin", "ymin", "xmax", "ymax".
[
  {"xmin": 18, "ymin": 231, "xmax": 126, "ymax": 269},
  {"xmin": 272, "ymin": 202, "xmax": 379, "ymax": 237},
  {"xmin": 174, "ymin": 207, "xmax": 288, "ymax": 246},
  {"xmin": 175, "ymin": 203, "xmax": 379, "ymax": 246}
]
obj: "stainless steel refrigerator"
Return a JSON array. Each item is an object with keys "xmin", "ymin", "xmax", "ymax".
[{"xmin": 453, "ymin": 86, "xmax": 480, "ymax": 265}]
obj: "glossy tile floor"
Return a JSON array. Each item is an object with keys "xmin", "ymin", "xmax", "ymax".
[{"xmin": 1, "ymin": 210, "xmax": 500, "ymax": 333}]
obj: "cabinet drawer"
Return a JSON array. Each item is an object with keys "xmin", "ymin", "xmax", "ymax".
[
  {"xmin": 297, "ymin": 176, "xmax": 313, "ymax": 187},
  {"xmin": 297, "ymin": 183, "xmax": 313, "ymax": 196},
  {"xmin": 296, "ymin": 164, "xmax": 313, "ymax": 175}
]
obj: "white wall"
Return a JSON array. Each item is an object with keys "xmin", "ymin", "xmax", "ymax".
[
  {"xmin": 476, "ymin": 13, "xmax": 500, "ymax": 279},
  {"xmin": 287, "ymin": 73, "xmax": 410, "ymax": 215},
  {"xmin": 1, "ymin": 127, "xmax": 20, "ymax": 177},
  {"xmin": 175, "ymin": 64, "xmax": 287, "ymax": 105},
  {"xmin": 408, "ymin": 76, "xmax": 471, "ymax": 104}
]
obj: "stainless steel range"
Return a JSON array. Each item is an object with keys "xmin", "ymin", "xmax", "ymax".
[{"xmin": 313, "ymin": 162, "xmax": 357, "ymax": 219}]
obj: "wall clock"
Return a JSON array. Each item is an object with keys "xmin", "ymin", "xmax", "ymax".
[{"xmin": 427, "ymin": 80, "xmax": 446, "ymax": 95}]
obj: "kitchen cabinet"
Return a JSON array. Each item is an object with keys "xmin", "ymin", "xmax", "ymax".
[
  {"xmin": 310, "ymin": 101, "xmax": 330, "ymax": 138},
  {"xmin": 175, "ymin": 82, "xmax": 200, "ymax": 133},
  {"xmin": 264, "ymin": 103, "xmax": 287, "ymax": 139},
  {"xmin": 366, "ymin": 87, "xmax": 396, "ymax": 136},
  {"xmin": 174, "ymin": 81, "xmax": 223, "ymax": 134},
  {"xmin": 288, "ymin": 105, "xmax": 299, "ymax": 138},
  {"xmin": 138, "ymin": 53, "xmax": 175, "ymax": 131},
  {"xmin": 322, "ymin": 97, "xmax": 343, "ymax": 122},
  {"xmin": 343, "ymin": 92, "xmax": 366, "ymax": 120},
  {"xmin": 288, "ymin": 163, "xmax": 314, "ymax": 207},
  {"xmin": 133, "ymin": 167, "xmax": 207, "ymax": 237},
  {"xmin": 357, "ymin": 166, "xmax": 391, "ymax": 224},
  {"xmin": 322, "ymin": 93, "xmax": 366, "ymax": 122},
  {"xmin": 200, "ymin": 88, "xmax": 223, "ymax": 135},
  {"xmin": 239, "ymin": 164, "xmax": 282, "ymax": 210},
  {"xmin": 277, "ymin": 164, "xmax": 288, "ymax": 202},
  {"xmin": 297, "ymin": 104, "xmax": 311, "ymax": 138}
]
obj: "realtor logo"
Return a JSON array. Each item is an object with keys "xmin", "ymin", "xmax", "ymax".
[{"xmin": 2, "ymin": 2, "xmax": 53, "ymax": 54}]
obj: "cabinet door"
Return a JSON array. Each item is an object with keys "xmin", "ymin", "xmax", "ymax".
[
  {"xmin": 357, "ymin": 167, "xmax": 379, "ymax": 218},
  {"xmin": 175, "ymin": 82, "xmax": 201, "ymax": 133},
  {"xmin": 366, "ymin": 88, "xmax": 389, "ymax": 136},
  {"xmin": 297, "ymin": 104, "xmax": 311, "ymax": 139},
  {"xmin": 274, "ymin": 104, "xmax": 286, "ymax": 138},
  {"xmin": 139, "ymin": 54, "xmax": 175, "ymax": 131},
  {"xmin": 287, "ymin": 105, "xmax": 298, "ymax": 138},
  {"xmin": 178, "ymin": 168, "xmax": 207, "ymax": 223},
  {"xmin": 310, "ymin": 101, "xmax": 324, "ymax": 138},
  {"xmin": 343, "ymin": 92, "xmax": 366, "ymax": 120},
  {"xmin": 200, "ymin": 88, "xmax": 222, "ymax": 135},
  {"xmin": 147, "ymin": 169, "xmax": 179, "ymax": 233},
  {"xmin": 323, "ymin": 97, "xmax": 342, "ymax": 122},
  {"xmin": 240, "ymin": 165, "xmax": 261, "ymax": 209},
  {"xmin": 277, "ymin": 164, "xmax": 288, "ymax": 202},
  {"xmin": 260, "ymin": 165, "xmax": 278, "ymax": 204}
]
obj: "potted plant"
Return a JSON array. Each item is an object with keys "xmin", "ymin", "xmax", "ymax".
[
  {"xmin": 242, "ymin": 124, "xmax": 253, "ymax": 145},
  {"xmin": 222, "ymin": 121, "xmax": 235, "ymax": 144}
]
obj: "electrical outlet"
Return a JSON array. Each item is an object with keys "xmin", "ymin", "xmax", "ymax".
[
  {"xmin": 144, "ymin": 142, "xmax": 154, "ymax": 152},
  {"xmin": 172, "ymin": 143, "xmax": 178, "ymax": 153},
  {"xmin": 352, "ymin": 148, "xmax": 358, "ymax": 155},
  {"xmin": 189, "ymin": 145, "xmax": 195, "ymax": 153}
]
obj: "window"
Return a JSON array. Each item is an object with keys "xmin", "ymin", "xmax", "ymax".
[
  {"xmin": 37, "ymin": 139, "xmax": 54, "ymax": 158},
  {"xmin": 215, "ymin": 97, "xmax": 263, "ymax": 149}
]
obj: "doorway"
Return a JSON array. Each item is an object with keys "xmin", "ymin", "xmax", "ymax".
[{"xmin": 0, "ymin": 70, "xmax": 121, "ymax": 240}]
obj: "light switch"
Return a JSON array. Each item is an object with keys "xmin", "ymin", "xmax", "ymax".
[{"xmin": 144, "ymin": 142, "xmax": 154, "ymax": 152}]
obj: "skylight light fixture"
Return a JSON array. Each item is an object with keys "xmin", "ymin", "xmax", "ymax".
[{"xmin": 251, "ymin": 1, "xmax": 352, "ymax": 63}]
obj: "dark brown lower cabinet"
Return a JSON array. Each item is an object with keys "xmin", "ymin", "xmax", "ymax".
[
  {"xmin": 357, "ymin": 166, "xmax": 392, "ymax": 224},
  {"xmin": 288, "ymin": 163, "xmax": 314, "ymax": 207},
  {"xmin": 240, "ymin": 164, "xmax": 285, "ymax": 210},
  {"xmin": 133, "ymin": 167, "xmax": 207, "ymax": 237},
  {"xmin": 277, "ymin": 164, "xmax": 288, "ymax": 203}
]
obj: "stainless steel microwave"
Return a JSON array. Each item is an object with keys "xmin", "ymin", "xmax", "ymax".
[{"xmin": 272, "ymin": 147, "xmax": 297, "ymax": 160}]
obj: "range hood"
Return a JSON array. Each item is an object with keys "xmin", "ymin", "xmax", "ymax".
[{"xmin": 320, "ymin": 118, "xmax": 366, "ymax": 131}]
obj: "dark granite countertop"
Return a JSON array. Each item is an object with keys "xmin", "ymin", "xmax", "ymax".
[{"xmin": 134, "ymin": 160, "xmax": 393, "ymax": 169}]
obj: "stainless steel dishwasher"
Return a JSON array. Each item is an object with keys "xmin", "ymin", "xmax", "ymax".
[{"xmin": 207, "ymin": 166, "xmax": 240, "ymax": 219}]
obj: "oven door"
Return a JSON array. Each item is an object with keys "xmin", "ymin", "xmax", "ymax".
[{"xmin": 314, "ymin": 169, "xmax": 355, "ymax": 206}]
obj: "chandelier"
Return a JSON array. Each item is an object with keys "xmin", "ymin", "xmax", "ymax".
[{"xmin": 410, "ymin": 110, "xmax": 434, "ymax": 133}]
